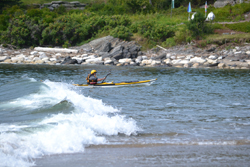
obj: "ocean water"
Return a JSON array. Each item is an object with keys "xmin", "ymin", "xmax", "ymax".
[{"xmin": 0, "ymin": 64, "xmax": 250, "ymax": 167}]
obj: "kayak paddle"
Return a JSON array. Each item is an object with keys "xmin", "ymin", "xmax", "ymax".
[{"xmin": 102, "ymin": 72, "xmax": 111, "ymax": 83}]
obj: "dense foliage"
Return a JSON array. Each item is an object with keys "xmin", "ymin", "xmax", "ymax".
[
  {"xmin": 0, "ymin": 0, "xmax": 249, "ymax": 49},
  {"xmin": 110, "ymin": 26, "xmax": 133, "ymax": 40},
  {"xmin": 0, "ymin": 0, "xmax": 22, "ymax": 14}
]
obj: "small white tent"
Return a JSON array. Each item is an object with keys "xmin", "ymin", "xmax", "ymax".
[{"xmin": 206, "ymin": 12, "xmax": 215, "ymax": 21}]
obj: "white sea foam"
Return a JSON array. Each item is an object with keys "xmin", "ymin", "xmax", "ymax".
[{"xmin": 0, "ymin": 80, "xmax": 139, "ymax": 167}]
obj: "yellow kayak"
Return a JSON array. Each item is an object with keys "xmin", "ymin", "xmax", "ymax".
[{"xmin": 73, "ymin": 79, "xmax": 157, "ymax": 87}]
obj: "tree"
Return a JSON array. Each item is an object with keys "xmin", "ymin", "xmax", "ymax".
[{"xmin": 0, "ymin": 0, "xmax": 22, "ymax": 14}]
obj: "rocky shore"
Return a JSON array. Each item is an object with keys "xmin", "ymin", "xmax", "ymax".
[{"xmin": 1, "ymin": 36, "xmax": 250, "ymax": 69}]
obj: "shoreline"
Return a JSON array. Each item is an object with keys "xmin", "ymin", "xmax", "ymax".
[
  {"xmin": 35, "ymin": 144, "xmax": 250, "ymax": 167},
  {"xmin": 1, "ymin": 37, "xmax": 250, "ymax": 70}
]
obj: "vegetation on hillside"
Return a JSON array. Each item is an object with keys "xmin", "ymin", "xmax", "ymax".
[
  {"xmin": 0, "ymin": 0, "xmax": 250, "ymax": 49},
  {"xmin": 0, "ymin": 0, "xmax": 22, "ymax": 14}
]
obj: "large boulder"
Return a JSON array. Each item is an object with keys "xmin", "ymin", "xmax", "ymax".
[
  {"xmin": 152, "ymin": 53, "xmax": 166, "ymax": 60},
  {"xmin": 0, "ymin": 56, "xmax": 10, "ymax": 62},
  {"xmin": 41, "ymin": 1, "xmax": 86, "ymax": 10},
  {"xmin": 79, "ymin": 36, "xmax": 142, "ymax": 60},
  {"xmin": 61, "ymin": 56, "xmax": 78, "ymax": 64},
  {"xmin": 214, "ymin": 0, "xmax": 236, "ymax": 8},
  {"xmin": 110, "ymin": 45, "xmax": 124, "ymax": 60},
  {"xmin": 118, "ymin": 58, "xmax": 132, "ymax": 64},
  {"xmin": 190, "ymin": 57, "xmax": 207, "ymax": 64},
  {"xmin": 98, "ymin": 42, "xmax": 112, "ymax": 52}
]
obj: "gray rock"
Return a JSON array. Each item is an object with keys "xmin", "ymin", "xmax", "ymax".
[
  {"xmin": 128, "ymin": 44, "xmax": 141, "ymax": 52},
  {"xmin": 61, "ymin": 56, "xmax": 78, "ymax": 64},
  {"xmin": 208, "ymin": 55, "xmax": 218, "ymax": 60},
  {"xmin": 184, "ymin": 63, "xmax": 193, "ymax": 68},
  {"xmin": 208, "ymin": 62, "xmax": 219, "ymax": 67},
  {"xmin": 98, "ymin": 42, "xmax": 111, "ymax": 52},
  {"xmin": 51, "ymin": 4, "xmax": 59, "ymax": 8},
  {"xmin": 152, "ymin": 53, "xmax": 166, "ymax": 60},
  {"xmin": 112, "ymin": 52, "xmax": 124, "ymax": 60},
  {"xmin": 48, "ymin": 7, "xmax": 54, "ymax": 11},
  {"xmin": 231, "ymin": 64, "xmax": 237, "ymax": 67},
  {"xmin": 87, "ymin": 36, "xmax": 115, "ymax": 51},
  {"xmin": 138, "ymin": 51, "xmax": 143, "ymax": 56},
  {"xmin": 137, "ymin": 56, "xmax": 142, "ymax": 61},
  {"xmin": 51, "ymin": 1, "xmax": 64, "ymax": 4},
  {"xmin": 70, "ymin": 1, "xmax": 80, "ymax": 5},
  {"xmin": 214, "ymin": 0, "xmax": 236, "ymax": 8},
  {"xmin": 38, "ymin": 52, "xmax": 47, "ymax": 59},
  {"xmin": 123, "ymin": 52, "xmax": 131, "ymax": 58},
  {"xmin": 62, "ymin": 4, "xmax": 74, "ymax": 8},
  {"xmin": 110, "ymin": 45, "xmax": 124, "ymax": 59},
  {"xmin": 0, "ymin": 56, "xmax": 9, "ymax": 62},
  {"xmin": 129, "ymin": 51, "xmax": 138, "ymax": 59},
  {"xmin": 104, "ymin": 59, "xmax": 113, "ymax": 65},
  {"xmin": 72, "ymin": 57, "xmax": 83, "ymax": 64},
  {"xmin": 206, "ymin": 46, "xmax": 216, "ymax": 52},
  {"xmin": 100, "ymin": 52, "xmax": 111, "ymax": 59}
]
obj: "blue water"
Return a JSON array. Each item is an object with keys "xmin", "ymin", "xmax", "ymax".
[{"xmin": 0, "ymin": 64, "xmax": 250, "ymax": 167}]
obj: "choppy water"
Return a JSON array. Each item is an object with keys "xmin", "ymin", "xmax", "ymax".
[{"xmin": 0, "ymin": 64, "xmax": 250, "ymax": 167}]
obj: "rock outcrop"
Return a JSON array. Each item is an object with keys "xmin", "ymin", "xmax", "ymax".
[
  {"xmin": 1, "ymin": 36, "xmax": 250, "ymax": 70},
  {"xmin": 37, "ymin": 1, "xmax": 86, "ymax": 11},
  {"xmin": 214, "ymin": 0, "xmax": 238, "ymax": 8}
]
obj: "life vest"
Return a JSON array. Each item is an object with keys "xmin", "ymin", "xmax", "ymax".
[{"xmin": 86, "ymin": 74, "xmax": 97, "ymax": 84}]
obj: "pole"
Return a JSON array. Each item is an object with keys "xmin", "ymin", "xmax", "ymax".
[
  {"xmin": 205, "ymin": 1, "xmax": 207, "ymax": 18},
  {"xmin": 171, "ymin": 0, "xmax": 174, "ymax": 18},
  {"xmin": 171, "ymin": 2, "xmax": 172, "ymax": 18}
]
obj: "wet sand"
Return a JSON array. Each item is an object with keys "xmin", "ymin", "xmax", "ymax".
[{"xmin": 36, "ymin": 145, "xmax": 250, "ymax": 167}]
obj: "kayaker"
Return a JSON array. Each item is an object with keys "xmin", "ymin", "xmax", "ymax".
[{"xmin": 86, "ymin": 70, "xmax": 106, "ymax": 85}]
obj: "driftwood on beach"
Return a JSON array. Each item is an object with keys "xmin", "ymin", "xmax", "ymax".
[{"xmin": 34, "ymin": 47, "xmax": 79, "ymax": 53}]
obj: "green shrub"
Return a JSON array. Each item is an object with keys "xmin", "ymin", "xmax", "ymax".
[
  {"xmin": 125, "ymin": 0, "xmax": 153, "ymax": 14},
  {"xmin": 162, "ymin": 37, "xmax": 176, "ymax": 47},
  {"xmin": 85, "ymin": 15, "xmax": 131, "ymax": 35},
  {"xmin": 130, "ymin": 20, "xmax": 155, "ymax": 35},
  {"xmin": 41, "ymin": 15, "xmax": 86, "ymax": 46},
  {"xmin": 1, "ymin": 5, "xmax": 24, "ymax": 21},
  {"xmin": 149, "ymin": 24, "xmax": 175, "ymax": 41},
  {"xmin": 105, "ymin": 15, "xmax": 131, "ymax": 27},
  {"xmin": 54, "ymin": 5, "xmax": 66, "ymax": 15},
  {"xmin": 41, "ymin": 8, "xmax": 57, "ymax": 24},
  {"xmin": 26, "ymin": 8, "xmax": 43, "ymax": 22},
  {"xmin": 131, "ymin": 20, "xmax": 175, "ymax": 42},
  {"xmin": 1, "ymin": 14, "xmax": 42, "ymax": 47},
  {"xmin": 110, "ymin": 25, "xmax": 133, "ymax": 40},
  {"xmin": 174, "ymin": 24, "xmax": 191, "ymax": 44},
  {"xmin": 185, "ymin": 11, "xmax": 213, "ymax": 39},
  {"xmin": 85, "ymin": 2, "xmax": 106, "ymax": 12},
  {"xmin": 0, "ymin": 14, "xmax": 10, "ymax": 31},
  {"xmin": 101, "ymin": 4, "xmax": 127, "ymax": 15}
]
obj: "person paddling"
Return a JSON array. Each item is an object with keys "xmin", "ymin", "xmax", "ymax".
[{"xmin": 86, "ymin": 70, "xmax": 106, "ymax": 85}]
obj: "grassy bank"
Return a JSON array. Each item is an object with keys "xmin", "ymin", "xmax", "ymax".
[{"xmin": 0, "ymin": 0, "xmax": 250, "ymax": 50}]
